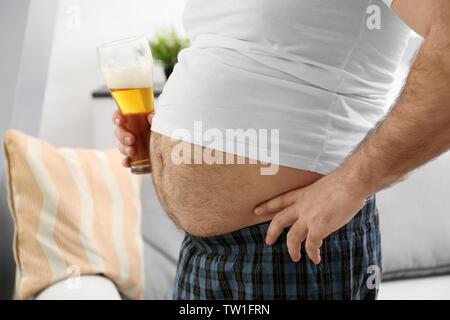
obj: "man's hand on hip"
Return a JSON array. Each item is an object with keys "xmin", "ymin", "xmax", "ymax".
[{"xmin": 254, "ymin": 173, "xmax": 366, "ymax": 264}]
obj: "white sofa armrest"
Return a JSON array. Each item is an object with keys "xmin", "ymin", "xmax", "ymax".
[
  {"xmin": 378, "ymin": 275, "xmax": 450, "ymax": 300},
  {"xmin": 34, "ymin": 275, "xmax": 121, "ymax": 300}
]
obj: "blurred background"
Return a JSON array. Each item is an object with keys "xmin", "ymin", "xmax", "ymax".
[
  {"xmin": 0, "ymin": 0, "xmax": 188, "ymax": 299},
  {"xmin": 24, "ymin": 0, "xmax": 185, "ymax": 149}
]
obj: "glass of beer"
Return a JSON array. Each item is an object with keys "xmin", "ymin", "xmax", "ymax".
[{"xmin": 98, "ymin": 36, "xmax": 154, "ymax": 174}]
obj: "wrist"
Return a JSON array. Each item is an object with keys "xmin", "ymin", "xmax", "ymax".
[{"xmin": 329, "ymin": 163, "xmax": 375, "ymax": 200}]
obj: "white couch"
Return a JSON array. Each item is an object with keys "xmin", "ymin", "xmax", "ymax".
[
  {"xmin": 379, "ymin": 275, "xmax": 450, "ymax": 300},
  {"xmin": 33, "ymin": 148, "xmax": 450, "ymax": 300},
  {"xmin": 36, "ymin": 274, "xmax": 450, "ymax": 300},
  {"xmin": 30, "ymin": 90, "xmax": 450, "ymax": 299}
]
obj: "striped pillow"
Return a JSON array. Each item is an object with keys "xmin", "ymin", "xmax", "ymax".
[{"xmin": 3, "ymin": 130, "xmax": 144, "ymax": 300}]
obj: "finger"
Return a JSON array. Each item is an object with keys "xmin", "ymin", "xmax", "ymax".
[
  {"xmin": 255, "ymin": 189, "xmax": 298, "ymax": 215},
  {"xmin": 112, "ymin": 109, "xmax": 124, "ymax": 126},
  {"xmin": 115, "ymin": 127, "xmax": 135, "ymax": 146},
  {"xmin": 122, "ymin": 157, "xmax": 131, "ymax": 168},
  {"xmin": 265, "ymin": 206, "xmax": 298, "ymax": 246},
  {"xmin": 118, "ymin": 143, "xmax": 135, "ymax": 157},
  {"xmin": 286, "ymin": 222, "xmax": 308, "ymax": 262},
  {"xmin": 148, "ymin": 112, "xmax": 154, "ymax": 125},
  {"xmin": 305, "ymin": 232, "xmax": 323, "ymax": 265}
]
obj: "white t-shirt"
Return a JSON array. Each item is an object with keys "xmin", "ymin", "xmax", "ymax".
[{"xmin": 151, "ymin": 0, "xmax": 413, "ymax": 174}]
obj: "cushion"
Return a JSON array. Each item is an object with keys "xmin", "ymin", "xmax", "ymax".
[
  {"xmin": 377, "ymin": 150, "xmax": 450, "ymax": 280},
  {"xmin": 3, "ymin": 130, "xmax": 144, "ymax": 300}
]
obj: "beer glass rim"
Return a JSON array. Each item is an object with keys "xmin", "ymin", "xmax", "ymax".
[{"xmin": 98, "ymin": 35, "xmax": 148, "ymax": 50}]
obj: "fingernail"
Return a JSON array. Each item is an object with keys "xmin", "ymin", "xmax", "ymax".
[
  {"xmin": 254, "ymin": 207, "xmax": 261, "ymax": 215},
  {"xmin": 125, "ymin": 136, "xmax": 131, "ymax": 145},
  {"xmin": 115, "ymin": 118, "xmax": 120, "ymax": 125},
  {"xmin": 126, "ymin": 147, "xmax": 132, "ymax": 155}
]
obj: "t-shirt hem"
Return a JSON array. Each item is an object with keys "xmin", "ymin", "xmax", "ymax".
[{"xmin": 151, "ymin": 119, "xmax": 337, "ymax": 175}]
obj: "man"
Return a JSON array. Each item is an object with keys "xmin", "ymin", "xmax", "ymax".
[{"xmin": 114, "ymin": 0, "xmax": 449, "ymax": 299}]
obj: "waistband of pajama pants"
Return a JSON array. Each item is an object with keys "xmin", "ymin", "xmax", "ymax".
[{"xmin": 186, "ymin": 194, "xmax": 377, "ymax": 253}]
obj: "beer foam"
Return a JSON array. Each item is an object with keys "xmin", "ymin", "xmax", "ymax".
[{"xmin": 102, "ymin": 61, "xmax": 153, "ymax": 89}]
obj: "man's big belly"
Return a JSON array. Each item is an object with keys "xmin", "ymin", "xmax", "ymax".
[{"xmin": 150, "ymin": 132, "xmax": 324, "ymax": 236}]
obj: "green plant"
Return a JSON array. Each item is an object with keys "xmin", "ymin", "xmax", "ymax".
[{"xmin": 149, "ymin": 27, "xmax": 190, "ymax": 70}]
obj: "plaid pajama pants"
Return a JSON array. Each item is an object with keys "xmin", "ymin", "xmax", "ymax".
[{"xmin": 173, "ymin": 195, "xmax": 381, "ymax": 300}]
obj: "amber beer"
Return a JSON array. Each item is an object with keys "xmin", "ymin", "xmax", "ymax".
[
  {"xmin": 111, "ymin": 87, "xmax": 154, "ymax": 173},
  {"xmin": 98, "ymin": 36, "xmax": 154, "ymax": 174}
]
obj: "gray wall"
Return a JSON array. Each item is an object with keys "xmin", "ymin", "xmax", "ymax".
[{"xmin": 0, "ymin": 0, "xmax": 57, "ymax": 299}]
